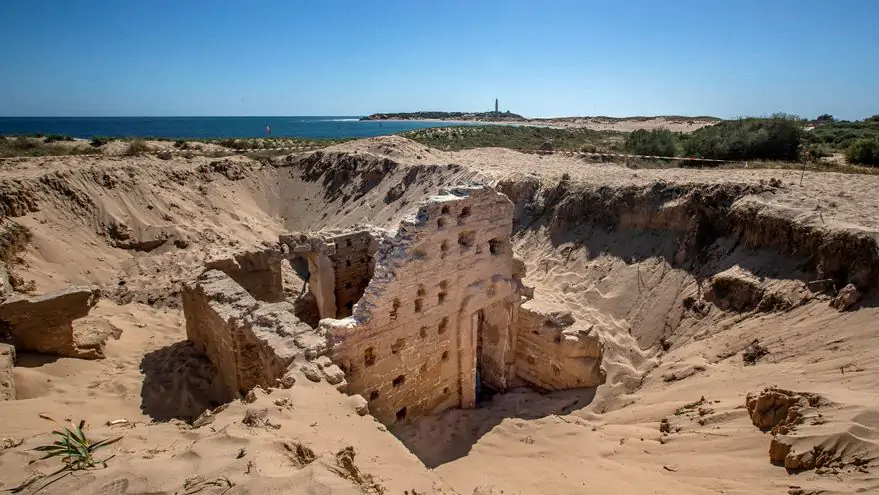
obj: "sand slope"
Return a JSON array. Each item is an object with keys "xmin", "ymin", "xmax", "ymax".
[{"xmin": 1, "ymin": 136, "xmax": 878, "ymax": 494}]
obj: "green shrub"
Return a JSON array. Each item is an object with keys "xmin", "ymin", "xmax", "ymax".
[
  {"xmin": 624, "ymin": 129, "xmax": 678, "ymax": 157},
  {"xmin": 845, "ymin": 138, "xmax": 879, "ymax": 166},
  {"xmin": 803, "ymin": 143, "xmax": 830, "ymax": 161},
  {"xmin": 173, "ymin": 139, "xmax": 189, "ymax": 149},
  {"xmin": 683, "ymin": 116, "xmax": 803, "ymax": 161},
  {"xmin": 124, "ymin": 140, "xmax": 150, "ymax": 155},
  {"xmin": 44, "ymin": 134, "xmax": 74, "ymax": 143},
  {"xmin": 90, "ymin": 137, "xmax": 109, "ymax": 147}
]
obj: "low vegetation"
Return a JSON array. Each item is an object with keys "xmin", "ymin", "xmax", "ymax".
[
  {"xmin": 0, "ymin": 135, "xmax": 95, "ymax": 158},
  {"xmin": 124, "ymin": 139, "xmax": 151, "ymax": 155},
  {"xmin": 405, "ymin": 114, "xmax": 879, "ymax": 170},
  {"xmin": 211, "ymin": 136, "xmax": 351, "ymax": 151},
  {"xmin": 3, "ymin": 115, "xmax": 878, "ymax": 170},
  {"xmin": 32, "ymin": 415, "xmax": 122, "ymax": 469},
  {"xmin": 624, "ymin": 129, "xmax": 678, "ymax": 156},
  {"xmin": 681, "ymin": 115, "xmax": 803, "ymax": 161},
  {"xmin": 403, "ymin": 125, "xmax": 624, "ymax": 152},
  {"xmin": 845, "ymin": 138, "xmax": 879, "ymax": 166},
  {"xmin": 10, "ymin": 416, "xmax": 123, "ymax": 493}
]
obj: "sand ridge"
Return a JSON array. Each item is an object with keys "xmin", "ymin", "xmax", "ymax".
[{"xmin": 1, "ymin": 136, "xmax": 878, "ymax": 494}]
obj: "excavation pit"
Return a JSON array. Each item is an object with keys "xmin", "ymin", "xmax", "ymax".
[{"xmin": 180, "ymin": 185, "xmax": 606, "ymax": 426}]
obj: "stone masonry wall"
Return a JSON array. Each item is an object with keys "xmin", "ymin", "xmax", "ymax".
[
  {"xmin": 204, "ymin": 245, "xmax": 284, "ymax": 303},
  {"xmin": 0, "ymin": 286, "xmax": 104, "ymax": 359},
  {"xmin": 280, "ymin": 228, "xmax": 378, "ymax": 320},
  {"xmin": 514, "ymin": 299, "xmax": 605, "ymax": 390},
  {"xmin": 328, "ymin": 230, "xmax": 376, "ymax": 318},
  {"xmin": 0, "ymin": 344, "xmax": 14, "ymax": 401},
  {"xmin": 322, "ymin": 186, "xmax": 520, "ymax": 424},
  {"xmin": 182, "ymin": 269, "xmax": 327, "ymax": 397}
]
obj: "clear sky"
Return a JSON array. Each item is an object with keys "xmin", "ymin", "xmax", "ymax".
[{"xmin": 1, "ymin": 0, "xmax": 877, "ymax": 119}]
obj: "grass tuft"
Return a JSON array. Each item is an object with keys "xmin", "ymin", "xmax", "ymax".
[
  {"xmin": 124, "ymin": 139, "xmax": 150, "ymax": 155},
  {"xmin": 31, "ymin": 415, "xmax": 122, "ymax": 470}
]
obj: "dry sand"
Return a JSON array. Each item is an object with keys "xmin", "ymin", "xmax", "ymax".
[{"xmin": 1, "ymin": 136, "xmax": 877, "ymax": 494}]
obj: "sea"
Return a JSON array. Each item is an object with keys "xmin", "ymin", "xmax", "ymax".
[{"xmin": 0, "ymin": 117, "xmax": 482, "ymax": 140}]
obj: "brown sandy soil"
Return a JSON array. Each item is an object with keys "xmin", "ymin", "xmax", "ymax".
[{"xmin": 1, "ymin": 135, "xmax": 878, "ymax": 494}]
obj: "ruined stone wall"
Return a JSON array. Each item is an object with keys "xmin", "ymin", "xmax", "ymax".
[
  {"xmin": 514, "ymin": 300, "xmax": 605, "ymax": 390},
  {"xmin": 182, "ymin": 270, "xmax": 325, "ymax": 397},
  {"xmin": 328, "ymin": 230, "xmax": 376, "ymax": 318},
  {"xmin": 204, "ymin": 245, "xmax": 284, "ymax": 303},
  {"xmin": 322, "ymin": 187, "xmax": 520, "ymax": 424},
  {"xmin": 280, "ymin": 229, "xmax": 378, "ymax": 320},
  {"xmin": 0, "ymin": 286, "xmax": 104, "ymax": 358},
  {"xmin": 0, "ymin": 344, "xmax": 13, "ymax": 401}
]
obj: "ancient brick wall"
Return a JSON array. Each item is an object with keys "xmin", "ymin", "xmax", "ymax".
[
  {"xmin": 0, "ymin": 286, "xmax": 104, "ymax": 358},
  {"xmin": 182, "ymin": 270, "xmax": 325, "ymax": 397},
  {"xmin": 514, "ymin": 300, "xmax": 605, "ymax": 390},
  {"xmin": 182, "ymin": 270, "xmax": 256, "ymax": 397},
  {"xmin": 0, "ymin": 344, "xmax": 13, "ymax": 401},
  {"xmin": 322, "ymin": 186, "xmax": 521, "ymax": 424},
  {"xmin": 328, "ymin": 230, "xmax": 376, "ymax": 318},
  {"xmin": 280, "ymin": 229, "xmax": 378, "ymax": 320},
  {"xmin": 204, "ymin": 245, "xmax": 284, "ymax": 302}
]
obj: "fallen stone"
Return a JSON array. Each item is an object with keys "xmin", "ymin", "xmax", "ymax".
[
  {"xmin": 0, "ymin": 264, "xmax": 12, "ymax": 302},
  {"xmin": 192, "ymin": 410, "xmax": 215, "ymax": 428},
  {"xmin": 314, "ymin": 355, "xmax": 333, "ymax": 370},
  {"xmin": 349, "ymin": 395, "xmax": 369, "ymax": 416},
  {"xmin": 0, "ymin": 344, "xmax": 14, "ymax": 401},
  {"xmin": 156, "ymin": 150, "xmax": 173, "ymax": 160},
  {"xmin": 322, "ymin": 364, "xmax": 345, "ymax": 385},
  {"xmin": 746, "ymin": 387, "xmax": 822, "ymax": 433},
  {"xmin": 300, "ymin": 362, "xmax": 323, "ymax": 382},
  {"xmin": 0, "ymin": 286, "xmax": 105, "ymax": 358},
  {"xmin": 830, "ymin": 284, "xmax": 860, "ymax": 311},
  {"xmin": 277, "ymin": 370, "xmax": 296, "ymax": 389},
  {"xmin": 242, "ymin": 407, "xmax": 269, "ymax": 426}
]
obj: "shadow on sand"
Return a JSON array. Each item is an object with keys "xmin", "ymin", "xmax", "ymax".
[
  {"xmin": 139, "ymin": 341, "xmax": 232, "ymax": 422},
  {"xmin": 391, "ymin": 387, "xmax": 596, "ymax": 468}
]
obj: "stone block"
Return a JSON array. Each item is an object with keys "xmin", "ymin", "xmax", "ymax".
[
  {"xmin": 0, "ymin": 343, "xmax": 14, "ymax": 401},
  {"xmin": 0, "ymin": 286, "xmax": 106, "ymax": 358}
]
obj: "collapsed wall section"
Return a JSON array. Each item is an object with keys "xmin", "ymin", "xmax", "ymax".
[
  {"xmin": 281, "ymin": 228, "xmax": 378, "ymax": 320},
  {"xmin": 321, "ymin": 186, "xmax": 521, "ymax": 424},
  {"xmin": 0, "ymin": 344, "xmax": 13, "ymax": 401},
  {"xmin": 204, "ymin": 245, "xmax": 285, "ymax": 303},
  {"xmin": 181, "ymin": 269, "xmax": 326, "ymax": 398},
  {"xmin": 0, "ymin": 286, "xmax": 106, "ymax": 359},
  {"xmin": 514, "ymin": 300, "xmax": 605, "ymax": 390}
]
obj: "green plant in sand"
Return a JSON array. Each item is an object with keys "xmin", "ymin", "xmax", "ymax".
[
  {"xmin": 10, "ymin": 415, "xmax": 123, "ymax": 493},
  {"xmin": 31, "ymin": 415, "xmax": 122, "ymax": 469}
]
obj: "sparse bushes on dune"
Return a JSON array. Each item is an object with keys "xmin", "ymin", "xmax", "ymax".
[
  {"xmin": 624, "ymin": 129, "xmax": 678, "ymax": 157},
  {"xmin": 0, "ymin": 136, "xmax": 94, "ymax": 157},
  {"xmin": 845, "ymin": 138, "xmax": 879, "ymax": 166},
  {"xmin": 124, "ymin": 139, "xmax": 150, "ymax": 155},
  {"xmin": 682, "ymin": 115, "xmax": 803, "ymax": 161},
  {"xmin": 805, "ymin": 120, "xmax": 879, "ymax": 152},
  {"xmin": 43, "ymin": 134, "xmax": 75, "ymax": 143}
]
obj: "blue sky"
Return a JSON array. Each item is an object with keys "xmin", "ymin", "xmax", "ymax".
[{"xmin": 1, "ymin": 0, "xmax": 877, "ymax": 119}]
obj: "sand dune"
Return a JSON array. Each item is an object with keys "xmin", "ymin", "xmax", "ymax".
[{"xmin": 1, "ymin": 136, "xmax": 877, "ymax": 494}]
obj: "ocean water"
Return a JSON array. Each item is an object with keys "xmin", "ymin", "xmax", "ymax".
[{"xmin": 0, "ymin": 116, "xmax": 482, "ymax": 140}]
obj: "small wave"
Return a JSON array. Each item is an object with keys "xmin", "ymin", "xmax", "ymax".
[{"xmin": 321, "ymin": 118, "xmax": 360, "ymax": 122}]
